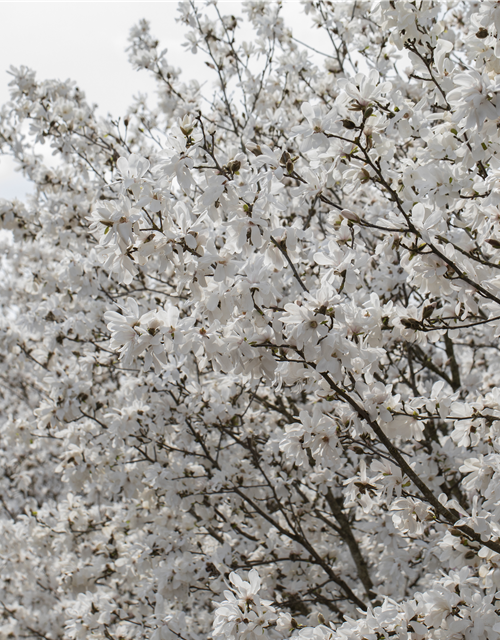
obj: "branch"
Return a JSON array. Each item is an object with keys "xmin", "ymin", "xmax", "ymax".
[
  {"xmin": 271, "ymin": 237, "xmax": 309, "ymax": 293},
  {"xmin": 325, "ymin": 489, "xmax": 375, "ymax": 599}
]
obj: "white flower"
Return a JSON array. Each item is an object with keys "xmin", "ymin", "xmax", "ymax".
[
  {"xmin": 280, "ymin": 302, "xmax": 328, "ymax": 349},
  {"xmin": 116, "ymin": 153, "xmax": 150, "ymax": 189},
  {"xmin": 213, "ymin": 570, "xmax": 276, "ymax": 640},
  {"xmin": 291, "ymin": 102, "xmax": 336, "ymax": 151},
  {"xmin": 338, "ymin": 69, "xmax": 392, "ymax": 108},
  {"xmin": 448, "ymin": 70, "xmax": 500, "ymax": 130},
  {"xmin": 228, "ymin": 569, "xmax": 261, "ymax": 605}
]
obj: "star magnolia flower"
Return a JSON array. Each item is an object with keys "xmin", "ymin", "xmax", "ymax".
[{"xmin": 448, "ymin": 70, "xmax": 500, "ymax": 131}]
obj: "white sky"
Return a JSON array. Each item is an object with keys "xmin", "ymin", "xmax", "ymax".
[{"xmin": 0, "ymin": 1, "xmax": 327, "ymax": 200}]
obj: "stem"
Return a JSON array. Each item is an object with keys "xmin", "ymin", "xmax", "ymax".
[{"xmin": 271, "ymin": 237, "xmax": 309, "ymax": 293}]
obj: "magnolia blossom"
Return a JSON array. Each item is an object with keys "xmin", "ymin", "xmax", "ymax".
[
  {"xmin": 448, "ymin": 70, "xmax": 500, "ymax": 131},
  {"xmin": 337, "ymin": 69, "xmax": 392, "ymax": 109},
  {"xmin": 213, "ymin": 570, "xmax": 277, "ymax": 640}
]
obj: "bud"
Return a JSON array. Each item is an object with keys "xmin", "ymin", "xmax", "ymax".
[
  {"xmin": 248, "ymin": 143, "xmax": 262, "ymax": 156},
  {"xmin": 487, "ymin": 238, "xmax": 500, "ymax": 249},
  {"xmin": 342, "ymin": 119, "xmax": 357, "ymax": 130},
  {"xmin": 422, "ymin": 304, "xmax": 436, "ymax": 320},
  {"xmin": 205, "ymin": 120, "xmax": 216, "ymax": 135},
  {"xmin": 227, "ymin": 160, "xmax": 241, "ymax": 174},
  {"xmin": 280, "ymin": 150, "xmax": 291, "ymax": 165},
  {"xmin": 401, "ymin": 318, "xmax": 422, "ymax": 330},
  {"xmin": 180, "ymin": 114, "xmax": 195, "ymax": 137},
  {"xmin": 341, "ymin": 209, "xmax": 360, "ymax": 223},
  {"xmin": 476, "ymin": 28, "xmax": 488, "ymax": 39},
  {"xmin": 359, "ymin": 168, "xmax": 370, "ymax": 183}
]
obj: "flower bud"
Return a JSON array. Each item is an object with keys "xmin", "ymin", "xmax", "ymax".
[
  {"xmin": 342, "ymin": 119, "xmax": 357, "ymax": 130},
  {"xmin": 280, "ymin": 150, "xmax": 291, "ymax": 165},
  {"xmin": 341, "ymin": 209, "xmax": 360, "ymax": 222}
]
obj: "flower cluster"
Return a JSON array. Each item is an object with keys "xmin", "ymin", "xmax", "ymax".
[{"xmin": 2, "ymin": 2, "xmax": 500, "ymax": 640}]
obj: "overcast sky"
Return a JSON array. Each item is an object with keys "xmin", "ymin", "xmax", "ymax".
[{"xmin": 0, "ymin": 2, "xmax": 326, "ymax": 200}]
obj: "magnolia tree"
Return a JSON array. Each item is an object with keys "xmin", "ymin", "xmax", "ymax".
[{"xmin": 2, "ymin": 0, "xmax": 500, "ymax": 638}]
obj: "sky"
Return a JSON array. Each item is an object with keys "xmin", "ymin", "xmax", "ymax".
[{"xmin": 0, "ymin": 2, "xmax": 327, "ymax": 200}]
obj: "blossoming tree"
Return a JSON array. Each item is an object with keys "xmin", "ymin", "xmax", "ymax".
[{"xmin": 2, "ymin": 1, "xmax": 500, "ymax": 639}]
